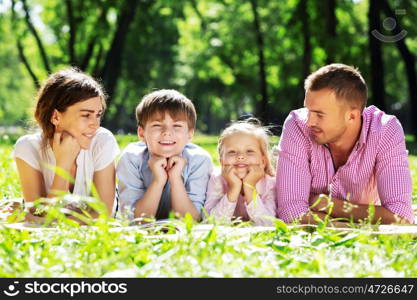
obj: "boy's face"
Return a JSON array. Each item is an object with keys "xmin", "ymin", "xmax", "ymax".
[{"xmin": 138, "ymin": 111, "xmax": 194, "ymax": 158}]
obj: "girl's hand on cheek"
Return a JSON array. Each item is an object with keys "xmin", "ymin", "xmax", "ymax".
[
  {"xmin": 222, "ymin": 164, "xmax": 242, "ymax": 190},
  {"xmin": 243, "ymin": 163, "xmax": 265, "ymax": 187}
]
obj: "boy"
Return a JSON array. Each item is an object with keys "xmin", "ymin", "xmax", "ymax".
[{"xmin": 117, "ymin": 89, "xmax": 213, "ymax": 220}]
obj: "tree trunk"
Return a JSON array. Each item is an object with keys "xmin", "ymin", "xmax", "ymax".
[
  {"xmin": 249, "ymin": 0, "xmax": 268, "ymax": 123},
  {"xmin": 299, "ymin": 0, "xmax": 311, "ymax": 107},
  {"xmin": 325, "ymin": 0, "xmax": 336, "ymax": 64},
  {"xmin": 21, "ymin": 0, "xmax": 51, "ymax": 74},
  {"xmin": 81, "ymin": 6, "xmax": 109, "ymax": 71},
  {"xmin": 100, "ymin": 0, "xmax": 140, "ymax": 108},
  {"xmin": 17, "ymin": 39, "xmax": 40, "ymax": 88},
  {"xmin": 65, "ymin": 0, "xmax": 77, "ymax": 66},
  {"xmin": 368, "ymin": 0, "xmax": 386, "ymax": 111},
  {"xmin": 381, "ymin": 0, "xmax": 417, "ymax": 137},
  {"xmin": 11, "ymin": 0, "xmax": 40, "ymax": 88}
]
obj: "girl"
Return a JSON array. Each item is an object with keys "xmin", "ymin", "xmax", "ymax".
[
  {"xmin": 204, "ymin": 119, "xmax": 276, "ymax": 226},
  {"xmin": 13, "ymin": 68, "xmax": 119, "ymax": 220}
]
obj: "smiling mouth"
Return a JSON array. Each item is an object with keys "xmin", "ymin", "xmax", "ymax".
[
  {"xmin": 83, "ymin": 133, "xmax": 95, "ymax": 139},
  {"xmin": 159, "ymin": 141, "xmax": 176, "ymax": 146},
  {"xmin": 234, "ymin": 163, "xmax": 248, "ymax": 168}
]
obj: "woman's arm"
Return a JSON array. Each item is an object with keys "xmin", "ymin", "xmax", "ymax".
[
  {"xmin": 15, "ymin": 158, "xmax": 46, "ymax": 203},
  {"xmin": 15, "ymin": 157, "xmax": 76, "ymax": 222},
  {"xmin": 93, "ymin": 162, "xmax": 116, "ymax": 215}
]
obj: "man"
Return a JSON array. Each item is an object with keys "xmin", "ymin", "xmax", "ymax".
[{"xmin": 276, "ymin": 63, "xmax": 414, "ymax": 224}]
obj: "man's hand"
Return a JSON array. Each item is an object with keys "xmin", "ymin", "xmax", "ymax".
[
  {"xmin": 148, "ymin": 155, "xmax": 168, "ymax": 185},
  {"xmin": 309, "ymin": 194, "xmax": 333, "ymax": 213}
]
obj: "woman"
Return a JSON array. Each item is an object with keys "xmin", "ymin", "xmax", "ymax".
[{"xmin": 13, "ymin": 68, "xmax": 119, "ymax": 221}]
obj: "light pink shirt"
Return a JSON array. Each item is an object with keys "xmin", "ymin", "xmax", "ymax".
[
  {"xmin": 276, "ymin": 105, "xmax": 414, "ymax": 224},
  {"xmin": 205, "ymin": 171, "xmax": 276, "ymax": 226}
]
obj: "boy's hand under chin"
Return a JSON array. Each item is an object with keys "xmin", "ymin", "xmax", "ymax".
[
  {"xmin": 166, "ymin": 155, "xmax": 187, "ymax": 181},
  {"xmin": 148, "ymin": 155, "xmax": 169, "ymax": 185}
]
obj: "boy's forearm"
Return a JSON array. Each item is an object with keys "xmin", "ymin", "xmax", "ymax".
[
  {"xmin": 134, "ymin": 181, "xmax": 165, "ymax": 219},
  {"xmin": 169, "ymin": 177, "xmax": 200, "ymax": 221}
]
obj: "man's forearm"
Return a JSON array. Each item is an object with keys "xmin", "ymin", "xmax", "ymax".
[
  {"xmin": 299, "ymin": 210, "xmax": 350, "ymax": 227},
  {"xmin": 312, "ymin": 197, "xmax": 410, "ymax": 224},
  {"xmin": 170, "ymin": 177, "xmax": 200, "ymax": 221}
]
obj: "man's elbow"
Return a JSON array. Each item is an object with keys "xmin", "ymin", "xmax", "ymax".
[{"xmin": 277, "ymin": 210, "xmax": 307, "ymax": 224}]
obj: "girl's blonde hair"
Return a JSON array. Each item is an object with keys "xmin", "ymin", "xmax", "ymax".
[{"xmin": 217, "ymin": 118, "xmax": 275, "ymax": 176}]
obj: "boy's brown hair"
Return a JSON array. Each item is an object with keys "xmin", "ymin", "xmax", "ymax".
[
  {"xmin": 304, "ymin": 63, "xmax": 368, "ymax": 110},
  {"xmin": 136, "ymin": 89, "xmax": 196, "ymax": 129}
]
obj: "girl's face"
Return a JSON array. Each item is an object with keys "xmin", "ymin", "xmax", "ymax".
[
  {"xmin": 52, "ymin": 97, "xmax": 103, "ymax": 149},
  {"xmin": 220, "ymin": 133, "xmax": 266, "ymax": 179}
]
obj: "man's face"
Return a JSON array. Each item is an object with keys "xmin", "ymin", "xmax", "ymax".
[
  {"xmin": 304, "ymin": 89, "xmax": 352, "ymax": 145},
  {"xmin": 138, "ymin": 111, "xmax": 194, "ymax": 158}
]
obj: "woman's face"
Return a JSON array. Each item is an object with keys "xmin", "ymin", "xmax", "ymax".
[
  {"xmin": 52, "ymin": 97, "xmax": 103, "ymax": 149},
  {"xmin": 220, "ymin": 133, "xmax": 266, "ymax": 179}
]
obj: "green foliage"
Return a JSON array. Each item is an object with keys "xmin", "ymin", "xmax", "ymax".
[
  {"xmin": 0, "ymin": 8, "xmax": 35, "ymax": 126},
  {"xmin": 1, "ymin": 0, "xmax": 416, "ymax": 135}
]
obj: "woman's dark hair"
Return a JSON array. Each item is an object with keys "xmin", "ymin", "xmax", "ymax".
[{"xmin": 34, "ymin": 68, "xmax": 106, "ymax": 148}]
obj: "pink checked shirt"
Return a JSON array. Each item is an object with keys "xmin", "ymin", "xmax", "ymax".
[
  {"xmin": 205, "ymin": 170, "xmax": 276, "ymax": 226},
  {"xmin": 276, "ymin": 105, "xmax": 414, "ymax": 223}
]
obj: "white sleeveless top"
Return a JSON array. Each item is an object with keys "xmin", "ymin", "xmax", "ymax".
[{"xmin": 13, "ymin": 127, "xmax": 120, "ymax": 196}]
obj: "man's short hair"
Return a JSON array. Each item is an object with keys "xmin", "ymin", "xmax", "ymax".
[
  {"xmin": 304, "ymin": 63, "xmax": 368, "ymax": 110},
  {"xmin": 136, "ymin": 89, "xmax": 197, "ymax": 129}
]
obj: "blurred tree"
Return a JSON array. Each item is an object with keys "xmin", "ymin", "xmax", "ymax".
[
  {"xmin": 324, "ymin": 0, "xmax": 337, "ymax": 64},
  {"xmin": 1, "ymin": 0, "xmax": 416, "ymax": 136},
  {"xmin": 382, "ymin": 0, "xmax": 417, "ymax": 137},
  {"xmin": 10, "ymin": 0, "xmax": 140, "ymax": 109},
  {"xmin": 299, "ymin": 0, "xmax": 311, "ymax": 108},
  {"xmin": 249, "ymin": 0, "xmax": 268, "ymax": 121},
  {"xmin": 106, "ymin": 0, "xmax": 182, "ymax": 131},
  {"xmin": 369, "ymin": 0, "xmax": 386, "ymax": 111},
  {"xmin": 0, "ymin": 2, "xmax": 35, "ymax": 126}
]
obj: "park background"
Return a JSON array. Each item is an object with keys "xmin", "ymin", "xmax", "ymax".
[
  {"xmin": 0, "ymin": 0, "xmax": 416, "ymax": 137},
  {"xmin": 1, "ymin": 0, "xmax": 417, "ymax": 278}
]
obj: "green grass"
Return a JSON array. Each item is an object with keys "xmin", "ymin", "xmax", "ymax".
[{"xmin": 0, "ymin": 134, "xmax": 417, "ymax": 277}]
